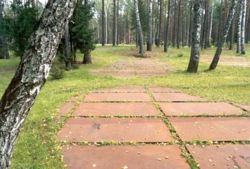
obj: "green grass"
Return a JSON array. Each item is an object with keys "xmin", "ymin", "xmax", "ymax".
[{"xmin": 0, "ymin": 45, "xmax": 249, "ymax": 168}]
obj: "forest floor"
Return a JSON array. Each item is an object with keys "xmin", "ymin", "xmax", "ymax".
[{"xmin": 0, "ymin": 45, "xmax": 250, "ymax": 168}]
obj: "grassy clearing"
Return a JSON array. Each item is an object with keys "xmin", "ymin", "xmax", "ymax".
[{"xmin": 0, "ymin": 45, "xmax": 249, "ymax": 168}]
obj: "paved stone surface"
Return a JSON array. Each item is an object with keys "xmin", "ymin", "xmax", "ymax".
[
  {"xmin": 58, "ymin": 118, "xmax": 173, "ymax": 142},
  {"xmin": 84, "ymin": 93, "xmax": 151, "ymax": 102},
  {"xmin": 152, "ymin": 92, "xmax": 206, "ymax": 102},
  {"xmin": 62, "ymin": 145, "xmax": 190, "ymax": 169},
  {"xmin": 237, "ymin": 104, "xmax": 250, "ymax": 112},
  {"xmin": 149, "ymin": 87, "xmax": 179, "ymax": 93},
  {"xmin": 93, "ymin": 86, "xmax": 146, "ymax": 93},
  {"xmin": 159, "ymin": 102, "xmax": 244, "ymax": 116},
  {"xmin": 59, "ymin": 102, "xmax": 75, "ymax": 117},
  {"xmin": 74, "ymin": 103, "xmax": 159, "ymax": 116},
  {"xmin": 169, "ymin": 117, "xmax": 250, "ymax": 141},
  {"xmin": 187, "ymin": 144, "xmax": 250, "ymax": 169}
]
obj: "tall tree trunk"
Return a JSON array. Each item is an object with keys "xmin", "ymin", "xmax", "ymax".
[
  {"xmin": 209, "ymin": 0, "xmax": 239, "ymax": 70},
  {"xmin": 217, "ymin": 0, "xmax": 223, "ymax": 46},
  {"xmin": 187, "ymin": 0, "xmax": 202, "ymax": 73},
  {"xmin": 172, "ymin": 0, "xmax": 177, "ymax": 47},
  {"xmin": 155, "ymin": 0, "xmax": 162, "ymax": 47},
  {"xmin": 240, "ymin": 0, "xmax": 247, "ymax": 54},
  {"xmin": 0, "ymin": 0, "xmax": 76, "ymax": 168},
  {"xmin": 134, "ymin": 0, "xmax": 144, "ymax": 56},
  {"xmin": 177, "ymin": 0, "xmax": 182, "ymax": 48},
  {"xmin": 112, "ymin": 0, "xmax": 117, "ymax": 46},
  {"xmin": 101, "ymin": 0, "xmax": 105, "ymax": 46},
  {"xmin": 188, "ymin": 1, "xmax": 193, "ymax": 47},
  {"xmin": 208, "ymin": 1, "xmax": 213, "ymax": 47},
  {"xmin": 237, "ymin": 0, "xmax": 243, "ymax": 53},
  {"xmin": 164, "ymin": 0, "xmax": 171, "ymax": 52},
  {"xmin": 147, "ymin": 0, "xmax": 153, "ymax": 51},
  {"xmin": 64, "ymin": 21, "xmax": 72, "ymax": 69}
]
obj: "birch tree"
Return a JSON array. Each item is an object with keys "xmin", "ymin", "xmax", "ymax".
[
  {"xmin": 209, "ymin": 0, "xmax": 239, "ymax": 70},
  {"xmin": 134, "ymin": 0, "xmax": 144, "ymax": 56},
  {"xmin": 0, "ymin": 0, "xmax": 76, "ymax": 168},
  {"xmin": 147, "ymin": 0, "xmax": 153, "ymax": 51}
]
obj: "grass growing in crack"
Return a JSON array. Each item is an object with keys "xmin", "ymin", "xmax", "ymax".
[{"xmin": 0, "ymin": 45, "xmax": 249, "ymax": 168}]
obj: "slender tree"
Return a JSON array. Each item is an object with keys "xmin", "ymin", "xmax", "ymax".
[
  {"xmin": 237, "ymin": 0, "xmax": 243, "ymax": 53},
  {"xmin": 101, "ymin": 0, "xmax": 105, "ymax": 46},
  {"xmin": 240, "ymin": 0, "xmax": 247, "ymax": 54},
  {"xmin": 187, "ymin": 0, "xmax": 202, "ymax": 73},
  {"xmin": 0, "ymin": 0, "xmax": 9, "ymax": 59},
  {"xmin": 209, "ymin": 0, "xmax": 239, "ymax": 70},
  {"xmin": 134, "ymin": 0, "xmax": 144, "ymax": 56},
  {"xmin": 112, "ymin": 0, "xmax": 117, "ymax": 46},
  {"xmin": 147, "ymin": 0, "xmax": 153, "ymax": 51},
  {"xmin": 164, "ymin": 0, "xmax": 171, "ymax": 52},
  {"xmin": 64, "ymin": 21, "xmax": 72, "ymax": 69},
  {"xmin": 0, "ymin": 0, "xmax": 76, "ymax": 168}
]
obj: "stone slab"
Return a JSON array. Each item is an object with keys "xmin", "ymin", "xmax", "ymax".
[
  {"xmin": 84, "ymin": 93, "xmax": 151, "ymax": 102},
  {"xmin": 62, "ymin": 145, "xmax": 190, "ymax": 169},
  {"xmin": 74, "ymin": 103, "xmax": 160, "ymax": 116},
  {"xmin": 149, "ymin": 87, "xmax": 179, "ymax": 93},
  {"xmin": 159, "ymin": 102, "xmax": 244, "ymax": 116},
  {"xmin": 94, "ymin": 86, "xmax": 146, "ymax": 93},
  {"xmin": 59, "ymin": 102, "xmax": 75, "ymax": 117},
  {"xmin": 169, "ymin": 117, "xmax": 250, "ymax": 141},
  {"xmin": 237, "ymin": 104, "xmax": 250, "ymax": 112},
  {"xmin": 187, "ymin": 144, "xmax": 250, "ymax": 169},
  {"xmin": 58, "ymin": 118, "xmax": 173, "ymax": 142},
  {"xmin": 152, "ymin": 93, "xmax": 206, "ymax": 102}
]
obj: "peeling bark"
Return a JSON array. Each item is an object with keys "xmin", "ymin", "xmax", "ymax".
[
  {"xmin": 209, "ymin": 0, "xmax": 239, "ymax": 70},
  {"xmin": 0, "ymin": 0, "xmax": 76, "ymax": 168}
]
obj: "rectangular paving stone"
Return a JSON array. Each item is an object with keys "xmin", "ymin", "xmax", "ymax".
[
  {"xmin": 94, "ymin": 86, "xmax": 146, "ymax": 93},
  {"xmin": 187, "ymin": 144, "xmax": 250, "ymax": 169},
  {"xmin": 84, "ymin": 93, "xmax": 151, "ymax": 102},
  {"xmin": 58, "ymin": 118, "xmax": 173, "ymax": 142},
  {"xmin": 74, "ymin": 103, "xmax": 160, "ymax": 116},
  {"xmin": 62, "ymin": 145, "xmax": 190, "ymax": 169},
  {"xmin": 149, "ymin": 87, "xmax": 179, "ymax": 93},
  {"xmin": 169, "ymin": 117, "xmax": 250, "ymax": 141},
  {"xmin": 59, "ymin": 102, "xmax": 75, "ymax": 117},
  {"xmin": 237, "ymin": 104, "xmax": 250, "ymax": 112},
  {"xmin": 159, "ymin": 102, "xmax": 244, "ymax": 116},
  {"xmin": 152, "ymin": 92, "xmax": 206, "ymax": 102}
]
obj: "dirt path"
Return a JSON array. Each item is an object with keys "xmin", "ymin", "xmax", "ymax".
[{"xmin": 91, "ymin": 56, "xmax": 172, "ymax": 77}]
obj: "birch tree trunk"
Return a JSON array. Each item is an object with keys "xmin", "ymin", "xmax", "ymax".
[
  {"xmin": 187, "ymin": 0, "xmax": 202, "ymax": 73},
  {"xmin": 237, "ymin": 0, "xmax": 243, "ymax": 53},
  {"xmin": 0, "ymin": 0, "xmax": 76, "ymax": 168},
  {"xmin": 134, "ymin": 0, "xmax": 144, "ymax": 56},
  {"xmin": 209, "ymin": 0, "xmax": 239, "ymax": 70},
  {"xmin": 147, "ymin": 0, "xmax": 153, "ymax": 51},
  {"xmin": 240, "ymin": 0, "xmax": 246, "ymax": 54},
  {"xmin": 164, "ymin": 0, "xmax": 171, "ymax": 52}
]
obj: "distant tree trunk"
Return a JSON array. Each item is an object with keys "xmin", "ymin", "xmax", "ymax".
[
  {"xmin": 208, "ymin": 1, "xmax": 213, "ymax": 47},
  {"xmin": 134, "ymin": 0, "xmax": 144, "ymax": 56},
  {"xmin": 112, "ymin": 0, "xmax": 117, "ymax": 46},
  {"xmin": 187, "ymin": 0, "xmax": 202, "ymax": 73},
  {"xmin": 246, "ymin": 0, "xmax": 250, "ymax": 43},
  {"xmin": 155, "ymin": 0, "xmax": 162, "ymax": 47},
  {"xmin": 64, "ymin": 21, "xmax": 72, "ymax": 69},
  {"xmin": 237, "ymin": 0, "xmax": 243, "ymax": 53},
  {"xmin": 164, "ymin": 0, "xmax": 171, "ymax": 52},
  {"xmin": 83, "ymin": 50, "xmax": 92, "ymax": 64},
  {"xmin": 217, "ymin": 0, "xmax": 223, "ymax": 46},
  {"xmin": 172, "ymin": 0, "xmax": 177, "ymax": 47},
  {"xmin": 101, "ymin": 0, "xmax": 105, "ymax": 46},
  {"xmin": 240, "ymin": 0, "xmax": 247, "ymax": 54},
  {"xmin": 177, "ymin": 0, "xmax": 182, "ymax": 48},
  {"xmin": 117, "ymin": 0, "xmax": 120, "ymax": 45},
  {"xmin": 229, "ymin": 16, "xmax": 236, "ymax": 50},
  {"xmin": 188, "ymin": 1, "xmax": 193, "ymax": 47},
  {"xmin": 0, "ymin": 0, "xmax": 9, "ymax": 59},
  {"xmin": 209, "ymin": 0, "xmax": 239, "ymax": 70},
  {"xmin": 0, "ymin": 0, "xmax": 76, "ymax": 168},
  {"xmin": 147, "ymin": 0, "xmax": 153, "ymax": 51}
]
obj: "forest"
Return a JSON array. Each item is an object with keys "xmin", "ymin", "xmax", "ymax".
[{"xmin": 0, "ymin": 0, "xmax": 249, "ymax": 169}]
